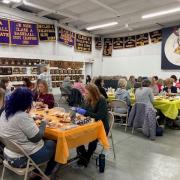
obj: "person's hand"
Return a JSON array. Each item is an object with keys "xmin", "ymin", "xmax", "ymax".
[
  {"xmin": 76, "ymin": 108, "xmax": 86, "ymax": 115},
  {"xmin": 36, "ymin": 101, "xmax": 44, "ymax": 106}
]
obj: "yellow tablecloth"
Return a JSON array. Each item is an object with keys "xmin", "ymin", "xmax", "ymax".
[
  {"xmin": 131, "ymin": 97, "xmax": 180, "ymax": 120},
  {"xmin": 31, "ymin": 109, "xmax": 109, "ymax": 164},
  {"xmin": 108, "ymin": 95, "xmax": 180, "ymax": 120}
]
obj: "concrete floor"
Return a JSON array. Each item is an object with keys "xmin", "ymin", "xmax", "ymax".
[
  {"xmin": 1, "ymin": 99, "xmax": 180, "ymax": 180},
  {"xmin": 1, "ymin": 125, "xmax": 180, "ymax": 180}
]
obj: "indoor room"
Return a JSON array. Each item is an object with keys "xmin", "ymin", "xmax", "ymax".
[{"xmin": 0, "ymin": 0, "xmax": 179, "ymax": 180}]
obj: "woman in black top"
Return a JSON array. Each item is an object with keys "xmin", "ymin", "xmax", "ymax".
[
  {"xmin": 94, "ymin": 78, "xmax": 108, "ymax": 99},
  {"xmin": 163, "ymin": 78, "xmax": 177, "ymax": 93},
  {"xmin": 86, "ymin": 75, "xmax": 91, "ymax": 84},
  {"xmin": 75, "ymin": 83, "xmax": 109, "ymax": 167}
]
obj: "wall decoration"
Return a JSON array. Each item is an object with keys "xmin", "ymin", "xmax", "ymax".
[
  {"xmin": 103, "ymin": 38, "xmax": 112, "ymax": 56},
  {"xmin": 58, "ymin": 27, "xmax": 75, "ymax": 46},
  {"xmin": 113, "ymin": 37, "xmax": 124, "ymax": 49},
  {"xmin": 10, "ymin": 21, "xmax": 39, "ymax": 45},
  {"xmin": 136, "ymin": 33, "xmax": 149, "ymax": 46},
  {"xmin": 149, "ymin": 30, "xmax": 162, "ymax": 43},
  {"xmin": 38, "ymin": 24, "xmax": 56, "ymax": 41},
  {"xmin": 75, "ymin": 33, "xmax": 92, "ymax": 52},
  {"xmin": 95, "ymin": 37, "xmax": 102, "ymax": 49},
  {"xmin": 0, "ymin": 19, "xmax": 10, "ymax": 44},
  {"xmin": 124, "ymin": 36, "xmax": 136, "ymax": 48},
  {"xmin": 161, "ymin": 25, "xmax": 180, "ymax": 69}
]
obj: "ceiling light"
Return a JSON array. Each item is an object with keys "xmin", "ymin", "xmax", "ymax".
[
  {"xmin": 10, "ymin": 0, "xmax": 22, "ymax": 2},
  {"xmin": 86, "ymin": 22, "xmax": 118, "ymax": 31},
  {"xmin": 142, "ymin": 7, "xmax": 180, "ymax": 19},
  {"xmin": 2, "ymin": 0, "xmax": 10, "ymax": 4}
]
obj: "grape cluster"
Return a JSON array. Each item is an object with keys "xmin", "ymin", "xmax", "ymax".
[{"xmin": 74, "ymin": 117, "xmax": 92, "ymax": 125}]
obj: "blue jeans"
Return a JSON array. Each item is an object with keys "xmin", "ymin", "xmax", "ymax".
[{"xmin": 5, "ymin": 140, "xmax": 57, "ymax": 176}]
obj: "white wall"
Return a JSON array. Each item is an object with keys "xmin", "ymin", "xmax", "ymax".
[
  {"xmin": 102, "ymin": 42, "xmax": 180, "ymax": 79},
  {"xmin": 0, "ymin": 5, "xmax": 103, "ymax": 77}
]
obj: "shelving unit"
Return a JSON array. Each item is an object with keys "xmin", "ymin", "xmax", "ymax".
[{"xmin": 0, "ymin": 58, "xmax": 85, "ymax": 89}]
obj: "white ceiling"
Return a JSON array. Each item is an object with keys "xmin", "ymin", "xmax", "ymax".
[{"xmin": 1, "ymin": 0, "xmax": 180, "ymax": 36}]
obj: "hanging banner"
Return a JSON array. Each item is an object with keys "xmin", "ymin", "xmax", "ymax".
[
  {"xmin": 75, "ymin": 34, "xmax": 92, "ymax": 52},
  {"xmin": 161, "ymin": 25, "xmax": 180, "ymax": 69},
  {"xmin": 103, "ymin": 38, "xmax": 112, "ymax": 56},
  {"xmin": 149, "ymin": 30, "xmax": 162, "ymax": 43},
  {"xmin": 10, "ymin": 21, "xmax": 39, "ymax": 45},
  {"xmin": 124, "ymin": 36, "xmax": 136, "ymax": 48},
  {"xmin": 0, "ymin": 19, "xmax": 10, "ymax": 44},
  {"xmin": 95, "ymin": 37, "xmax": 102, "ymax": 49},
  {"xmin": 58, "ymin": 27, "xmax": 75, "ymax": 46},
  {"xmin": 38, "ymin": 24, "xmax": 56, "ymax": 41},
  {"xmin": 136, "ymin": 33, "xmax": 149, "ymax": 46},
  {"xmin": 113, "ymin": 37, "xmax": 124, "ymax": 49}
]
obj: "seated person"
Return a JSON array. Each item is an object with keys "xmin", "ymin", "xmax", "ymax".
[
  {"xmin": 36, "ymin": 80, "xmax": 55, "ymax": 109},
  {"xmin": 22, "ymin": 77, "xmax": 33, "ymax": 90},
  {"xmin": 135, "ymin": 79, "xmax": 154, "ymax": 108},
  {"xmin": 74, "ymin": 84, "xmax": 109, "ymax": 167},
  {"xmin": 73, "ymin": 76, "xmax": 86, "ymax": 96},
  {"xmin": 62, "ymin": 76, "xmax": 72, "ymax": 95},
  {"xmin": 151, "ymin": 76, "xmax": 159, "ymax": 95},
  {"xmin": 0, "ymin": 87, "xmax": 57, "ymax": 179},
  {"xmin": 126, "ymin": 75, "xmax": 135, "ymax": 90},
  {"xmin": 0, "ymin": 78, "xmax": 14, "ymax": 97},
  {"xmin": 115, "ymin": 78, "xmax": 130, "ymax": 113},
  {"xmin": 170, "ymin": 75, "xmax": 177, "ymax": 86},
  {"xmin": 163, "ymin": 78, "xmax": 177, "ymax": 94},
  {"xmin": 94, "ymin": 78, "xmax": 108, "ymax": 99},
  {"xmin": 157, "ymin": 79, "xmax": 164, "ymax": 93}
]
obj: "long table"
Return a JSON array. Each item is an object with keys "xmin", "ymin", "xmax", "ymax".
[
  {"xmin": 108, "ymin": 95, "xmax": 180, "ymax": 120},
  {"xmin": 31, "ymin": 109, "xmax": 109, "ymax": 164}
]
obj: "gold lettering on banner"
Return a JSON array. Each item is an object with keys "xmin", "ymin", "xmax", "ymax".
[{"xmin": 0, "ymin": 32, "xmax": 9, "ymax": 37}]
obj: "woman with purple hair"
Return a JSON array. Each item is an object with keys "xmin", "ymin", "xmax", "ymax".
[{"xmin": 0, "ymin": 87, "xmax": 57, "ymax": 179}]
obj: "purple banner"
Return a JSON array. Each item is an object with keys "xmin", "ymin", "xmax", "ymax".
[
  {"xmin": 10, "ymin": 21, "xmax": 39, "ymax": 45},
  {"xmin": 58, "ymin": 27, "xmax": 75, "ymax": 46},
  {"xmin": 38, "ymin": 24, "xmax": 56, "ymax": 41},
  {"xmin": 0, "ymin": 19, "xmax": 10, "ymax": 44}
]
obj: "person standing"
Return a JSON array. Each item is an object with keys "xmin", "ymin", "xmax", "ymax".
[
  {"xmin": 86, "ymin": 75, "xmax": 91, "ymax": 84},
  {"xmin": 38, "ymin": 66, "xmax": 52, "ymax": 92}
]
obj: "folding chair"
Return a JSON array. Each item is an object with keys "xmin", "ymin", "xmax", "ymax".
[
  {"xmin": 109, "ymin": 99, "xmax": 128, "ymax": 132},
  {"xmin": 0, "ymin": 137, "xmax": 49, "ymax": 180}
]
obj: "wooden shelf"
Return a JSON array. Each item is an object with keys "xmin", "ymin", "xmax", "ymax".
[{"xmin": 0, "ymin": 74, "xmax": 37, "ymax": 77}]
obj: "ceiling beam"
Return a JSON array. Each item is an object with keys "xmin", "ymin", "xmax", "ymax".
[
  {"xmin": 22, "ymin": 0, "xmax": 79, "ymax": 19},
  {"xmin": 89, "ymin": 0, "xmax": 119, "ymax": 15},
  {"xmin": 37, "ymin": 0, "xmax": 83, "ymax": 17}
]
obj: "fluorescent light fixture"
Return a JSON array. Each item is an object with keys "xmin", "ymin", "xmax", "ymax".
[
  {"xmin": 2, "ymin": 0, "xmax": 10, "ymax": 4},
  {"xmin": 86, "ymin": 22, "xmax": 118, "ymax": 30},
  {"xmin": 10, "ymin": 0, "xmax": 22, "ymax": 2},
  {"xmin": 142, "ymin": 7, "xmax": 180, "ymax": 19},
  {"xmin": 2, "ymin": 0, "xmax": 21, "ymax": 3}
]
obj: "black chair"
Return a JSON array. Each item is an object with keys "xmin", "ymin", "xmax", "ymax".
[{"xmin": 68, "ymin": 88, "xmax": 84, "ymax": 107}]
